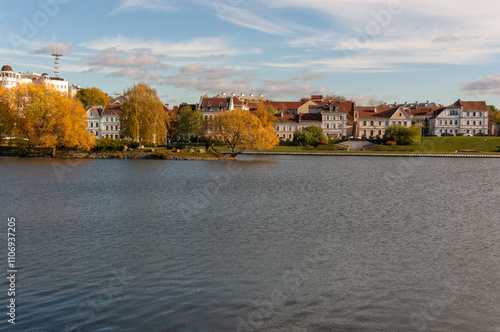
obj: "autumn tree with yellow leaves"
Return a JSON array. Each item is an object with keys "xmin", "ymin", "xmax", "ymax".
[
  {"xmin": 207, "ymin": 109, "xmax": 279, "ymax": 157},
  {"xmin": 120, "ymin": 83, "xmax": 166, "ymax": 145},
  {"xmin": 0, "ymin": 84, "xmax": 95, "ymax": 153}
]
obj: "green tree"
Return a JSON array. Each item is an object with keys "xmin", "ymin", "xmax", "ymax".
[
  {"xmin": 76, "ymin": 87, "xmax": 108, "ymax": 109},
  {"xmin": 176, "ymin": 106, "xmax": 203, "ymax": 141},
  {"xmin": 293, "ymin": 125, "xmax": 326, "ymax": 148},
  {"xmin": 207, "ymin": 110, "xmax": 279, "ymax": 157},
  {"xmin": 385, "ymin": 124, "xmax": 421, "ymax": 145},
  {"xmin": 0, "ymin": 83, "xmax": 95, "ymax": 152},
  {"xmin": 120, "ymin": 83, "xmax": 166, "ymax": 145},
  {"xmin": 488, "ymin": 105, "xmax": 500, "ymax": 126}
]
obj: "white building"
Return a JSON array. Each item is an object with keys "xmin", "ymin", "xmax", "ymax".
[
  {"xmin": 356, "ymin": 106, "xmax": 413, "ymax": 138},
  {"xmin": 86, "ymin": 104, "xmax": 121, "ymax": 139},
  {"xmin": 0, "ymin": 64, "xmax": 69, "ymax": 96},
  {"xmin": 429, "ymin": 100, "xmax": 488, "ymax": 136}
]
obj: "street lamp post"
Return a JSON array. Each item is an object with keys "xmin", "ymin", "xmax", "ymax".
[{"xmin": 484, "ymin": 138, "xmax": 487, "ymax": 153}]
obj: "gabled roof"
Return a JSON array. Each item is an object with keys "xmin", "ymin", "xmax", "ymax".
[
  {"xmin": 275, "ymin": 113, "xmax": 298, "ymax": 123},
  {"xmin": 89, "ymin": 106, "xmax": 104, "ymax": 116},
  {"xmin": 103, "ymin": 103, "xmax": 121, "ymax": 115},
  {"xmin": 409, "ymin": 107, "xmax": 435, "ymax": 116},
  {"xmin": 358, "ymin": 106, "xmax": 410, "ymax": 120},
  {"xmin": 265, "ymin": 101, "xmax": 303, "ymax": 110},
  {"xmin": 200, "ymin": 97, "xmax": 231, "ymax": 109},
  {"xmin": 299, "ymin": 113, "xmax": 322, "ymax": 122},
  {"xmin": 455, "ymin": 100, "xmax": 488, "ymax": 111}
]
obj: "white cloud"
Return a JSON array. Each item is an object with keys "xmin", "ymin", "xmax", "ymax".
[
  {"xmin": 110, "ymin": 0, "xmax": 177, "ymax": 15},
  {"xmin": 460, "ymin": 75, "xmax": 500, "ymax": 96},
  {"xmin": 208, "ymin": 2, "xmax": 291, "ymax": 35},
  {"xmin": 32, "ymin": 43, "xmax": 73, "ymax": 54},
  {"xmin": 88, "ymin": 48, "xmax": 160, "ymax": 67},
  {"xmin": 82, "ymin": 35, "xmax": 240, "ymax": 58},
  {"xmin": 161, "ymin": 64, "xmax": 253, "ymax": 94}
]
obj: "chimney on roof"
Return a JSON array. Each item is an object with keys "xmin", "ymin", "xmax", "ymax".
[
  {"xmin": 241, "ymin": 93, "xmax": 245, "ymax": 96},
  {"xmin": 280, "ymin": 111, "xmax": 284, "ymax": 118},
  {"xmin": 259, "ymin": 94, "xmax": 263, "ymax": 97},
  {"xmin": 405, "ymin": 101, "xmax": 408, "ymax": 105},
  {"xmin": 231, "ymin": 92, "xmax": 235, "ymax": 96},
  {"xmin": 222, "ymin": 92, "xmax": 226, "ymax": 96},
  {"xmin": 374, "ymin": 107, "xmax": 377, "ymax": 113},
  {"xmin": 250, "ymin": 93, "xmax": 254, "ymax": 97}
]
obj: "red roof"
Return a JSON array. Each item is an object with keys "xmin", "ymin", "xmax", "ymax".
[
  {"xmin": 409, "ymin": 107, "xmax": 435, "ymax": 116},
  {"xmin": 358, "ymin": 106, "xmax": 407, "ymax": 120},
  {"xmin": 200, "ymin": 97, "xmax": 230, "ymax": 109},
  {"xmin": 103, "ymin": 103, "xmax": 121, "ymax": 115},
  {"xmin": 265, "ymin": 101, "xmax": 304, "ymax": 110},
  {"xmin": 456, "ymin": 100, "xmax": 488, "ymax": 111},
  {"xmin": 299, "ymin": 113, "xmax": 322, "ymax": 122}
]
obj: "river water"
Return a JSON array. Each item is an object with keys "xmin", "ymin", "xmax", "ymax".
[{"xmin": 0, "ymin": 155, "xmax": 499, "ymax": 331}]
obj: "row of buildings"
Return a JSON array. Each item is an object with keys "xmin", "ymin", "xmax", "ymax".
[
  {"xmin": 194, "ymin": 93, "xmax": 490, "ymax": 140},
  {"xmin": 84, "ymin": 92, "xmax": 492, "ymax": 141},
  {"xmin": 0, "ymin": 64, "xmax": 80, "ymax": 97},
  {"xmin": 0, "ymin": 62, "xmax": 491, "ymax": 140}
]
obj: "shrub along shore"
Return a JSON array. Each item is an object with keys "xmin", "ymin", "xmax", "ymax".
[{"xmin": 1, "ymin": 136, "xmax": 499, "ymax": 159}]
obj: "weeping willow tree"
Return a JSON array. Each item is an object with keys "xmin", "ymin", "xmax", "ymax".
[{"xmin": 120, "ymin": 83, "xmax": 166, "ymax": 145}]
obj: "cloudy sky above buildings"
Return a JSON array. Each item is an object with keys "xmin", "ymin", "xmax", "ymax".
[{"xmin": 2, "ymin": 0, "xmax": 500, "ymax": 105}]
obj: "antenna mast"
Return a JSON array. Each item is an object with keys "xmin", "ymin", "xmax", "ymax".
[{"xmin": 51, "ymin": 44, "xmax": 63, "ymax": 78}]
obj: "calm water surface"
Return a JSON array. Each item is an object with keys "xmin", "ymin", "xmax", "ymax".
[{"xmin": 0, "ymin": 155, "xmax": 499, "ymax": 331}]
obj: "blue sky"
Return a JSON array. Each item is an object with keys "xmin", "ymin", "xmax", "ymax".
[{"xmin": 2, "ymin": 0, "xmax": 500, "ymax": 106}]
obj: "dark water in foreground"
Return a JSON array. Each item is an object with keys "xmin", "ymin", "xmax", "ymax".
[{"xmin": 0, "ymin": 155, "xmax": 499, "ymax": 331}]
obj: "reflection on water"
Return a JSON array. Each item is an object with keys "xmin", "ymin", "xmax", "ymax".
[{"xmin": 1, "ymin": 156, "xmax": 499, "ymax": 331}]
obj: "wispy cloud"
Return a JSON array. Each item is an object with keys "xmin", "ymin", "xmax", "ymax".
[
  {"xmin": 110, "ymin": 0, "xmax": 178, "ymax": 15},
  {"xmin": 82, "ymin": 35, "xmax": 240, "ymax": 58},
  {"xmin": 460, "ymin": 75, "xmax": 500, "ymax": 96},
  {"xmin": 160, "ymin": 64, "xmax": 254, "ymax": 94},
  {"xmin": 208, "ymin": 2, "xmax": 291, "ymax": 35},
  {"xmin": 88, "ymin": 48, "xmax": 161, "ymax": 67}
]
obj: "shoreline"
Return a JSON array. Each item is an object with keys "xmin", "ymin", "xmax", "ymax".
[
  {"xmin": 229, "ymin": 151, "xmax": 500, "ymax": 158},
  {"xmin": 0, "ymin": 150, "xmax": 235, "ymax": 161}
]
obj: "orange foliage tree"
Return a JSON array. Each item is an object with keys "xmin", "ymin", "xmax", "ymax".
[
  {"xmin": 0, "ymin": 83, "xmax": 95, "ymax": 152},
  {"xmin": 207, "ymin": 109, "xmax": 279, "ymax": 157}
]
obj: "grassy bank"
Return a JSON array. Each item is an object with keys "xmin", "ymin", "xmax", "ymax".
[
  {"xmin": 365, "ymin": 136, "xmax": 500, "ymax": 154},
  {"xmin": 220, "ymin": 136, "xmax": 500, "ymax": 154}
]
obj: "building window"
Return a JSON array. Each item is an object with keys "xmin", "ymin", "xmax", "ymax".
[
  {"xmin": 90, "ymin": 122, "xmax": 93, "ymax": 128},
  {"xmin": 363, "ymin": 121, "xmax": 366, "ymax": 126}
]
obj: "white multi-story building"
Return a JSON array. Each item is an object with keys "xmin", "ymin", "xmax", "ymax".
[
  {"xmin": 86, "ymin": 104, "xmax": 121, "ymax": 139},
  {"xmin": 0, "ymin": 64, "xmax": 69, "ymax": 95},
  {"xmin": 355, "ymin": 106, "xmax": 413, "ymax": 138},
  {"xmin": 429, "ymin": 100, "xmax": 488, "ymax": 136}
]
